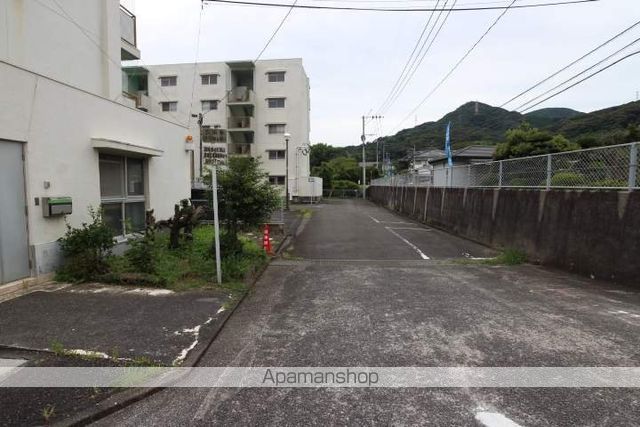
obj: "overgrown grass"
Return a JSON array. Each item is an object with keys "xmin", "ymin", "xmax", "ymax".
[
  {"xmin": 297, "ymin": 208, "xmax": 313, "ymax": 219},
  {"xmin": 454, "ymin": 248, "xmax": 528, "ymax": 266},
  {"xmin": 106, "ymin": 226, "xmax": 267, "ymax": 291}
]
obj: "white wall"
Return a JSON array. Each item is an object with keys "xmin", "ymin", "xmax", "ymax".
[
  {"xmin": 254, "ymin": 59, "xmax": 311, "ymax": 180},
  {"xmin": 0, "ymin": 61, "xmax": 190, "ymax": 274},
  {"xmin": 143, "ymin": 59, "xmax": 312, "ymax": 191},
  {"xmin": 0, "ymin": 0, "xmax": 123, "ymax": 100}
]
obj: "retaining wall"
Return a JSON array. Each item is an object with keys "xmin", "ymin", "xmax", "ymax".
[{"xmin": 368, "ymin": 186, "xmax": 640, "ymax": 285}]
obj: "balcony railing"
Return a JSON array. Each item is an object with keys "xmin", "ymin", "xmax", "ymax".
[
  {"xmin": 120, "ymin": 5, "xmax": 137, "ymax": 47},
  {"xmin": 122, "ymin": 91, "xmax": 150, "ymax": 111},
  {"xmin": 227, "ymin": 87, "xmax": 254, "ymax": 103},
  {"xmin": 227, "ymin": 116, "xmax": 253, "ymax": 130}
]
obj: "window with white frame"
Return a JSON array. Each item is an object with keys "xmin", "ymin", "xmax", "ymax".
[
  {"xmin": 268, "ymin": 150, "xmax": 286, "ymax": 160},
  {"xmin": 159, "ymin": 76, "xmax": 177, "ymax": 87},
  {"xmin": 161, "ymin": 101, "xmax": 177, "ymax": 112},
  {"xmin": 201, "ymin": 100, "xmax": 218, "ymax": 112},
  {"xmin": 99, "ymin": 155, "xmax": 146, "ymax": 236},
  {"xmin": 267, "ymin": 97, "xmax": 285, "ymax": 108},
  {"xmin": 201, "ymin": 74, "xmax": 218, "ymax": 85},
  {"xmin": 268, "ymin": 175, "xmax": 286, "ymax": 185},
  {"xmin": 267, "ymin": 71, "xmax": 285, "ymax": 82},
  {"xmin": 267, "ymin": 123, "xmax": 286, "ymax": 134}
]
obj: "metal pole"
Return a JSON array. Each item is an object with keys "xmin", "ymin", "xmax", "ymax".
[
  {"xmin": 546, "ymin": 154, "xmax": 552, "ymax": 189},
  {"xmin": 362, "ymin": 116, "xmax": 366, "ymax": 200},
  {"xmin": 498, "ymin": 160, "xmax": 503, "ymax": 188},
  {"xmin": 211, "ymin": 166, "xmax": 222, "ymax": 285},
  {"xmin": 285, "ymin": 137, "xmax": 290, "ymax": 210},
  {"xmin": 629, "ymin": 142, "xmax": 638, "ymax": 190},
  {"xmin": 198, "ymin": 113, "xmax": 203, "ymax": 179}
]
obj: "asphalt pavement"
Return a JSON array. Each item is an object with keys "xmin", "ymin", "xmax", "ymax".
[{"xmin": 94, "ymin": 199, "xmax": 640, "ymax": 426}]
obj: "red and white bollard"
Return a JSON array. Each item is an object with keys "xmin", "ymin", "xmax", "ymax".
[{"xmin": 262, "ymin": 224, "xmax": 273, "ymax": 255}]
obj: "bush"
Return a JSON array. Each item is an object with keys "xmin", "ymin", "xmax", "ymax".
[
  {"xmin": 550, "ymin": 171, "xmax": 587, "ymax": 187},
  {"xmin": 125, "ymin": 237, "xmax": 156, "ymax": 274},
  {"xmin": 332, "ymin": 179, "xmax": 360, "ymax": 190},
  {"xmin": 593, "ymin": 178, "xmax": 627, "ymax": 188},
  {"xmin": 56, "ymin": 208, "xmax": 115, "ymax": 282}
]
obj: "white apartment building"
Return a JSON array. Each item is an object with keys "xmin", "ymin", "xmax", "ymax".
[
  {"xmin": 123, "ymin": 59, "xmax": 321, "ymax": 199},
  {"xmin": 0, "ymin": 1, "xmax": 191, "ymax": 286}
]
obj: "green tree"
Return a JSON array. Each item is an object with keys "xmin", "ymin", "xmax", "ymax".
[
  {"xmin": 209, "ymin": 157, "xmax": 280, "ymax": 255},
  {"xmin": 626, "ymin": 123, "xmax": 639, "ymax": 143},
  {"xmin": 309, "ymin": 143, "xmax": 345, "ymax": 168},
  {"xmin": 495, "ymin": 122, "xmax": 580, "ymax": 160}
]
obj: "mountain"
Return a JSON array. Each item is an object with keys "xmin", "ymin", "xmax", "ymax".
[
  {"xmin": 554, "ymin": 101, "xmax": 640, "ymax": 140},
  {"xmin": 347, "ymin": 102, "xmax": 522, "ymax": 161},
  {"xmin": 343, "ymin": 101, "xmax": 640, "ymax": 161},
  {"xmin": 524, "ymin": 108, "xmax": 584, "ymax": 128}
]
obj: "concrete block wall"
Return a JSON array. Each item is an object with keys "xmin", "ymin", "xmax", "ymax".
[{"xmin": 368, "ymin": 186, "xmax": 640, "ymax": 285}]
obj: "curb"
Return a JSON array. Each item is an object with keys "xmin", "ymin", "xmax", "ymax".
[{"xmin": 56, "ymin": 227, "xmax": 298, "ymax": 427}]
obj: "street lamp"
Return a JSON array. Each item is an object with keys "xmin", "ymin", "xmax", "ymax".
[{"xmin": 284, "ymin": 132, "xmax": 291, "ymax": 211}]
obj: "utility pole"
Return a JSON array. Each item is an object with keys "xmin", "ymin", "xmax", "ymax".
[
  {"xmin": 191, "ymin": 113, "xmax": 204, "ymax": 180},
  {"xmin": 361, "ymin": 114, "xmax": 383, "ymax": 199},
  {"xmin": 284, "ymin": 133, "xmax": 291, "ymax": 210}
]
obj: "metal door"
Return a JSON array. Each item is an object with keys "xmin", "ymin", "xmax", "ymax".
[{"xmin": 0, "ymin": 140, "xmax": 30, "ymax": 284}]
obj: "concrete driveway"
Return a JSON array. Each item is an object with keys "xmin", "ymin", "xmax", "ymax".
[{"xmin": 95, "ymin": 199, "xmax": 640, "ymax": 426}]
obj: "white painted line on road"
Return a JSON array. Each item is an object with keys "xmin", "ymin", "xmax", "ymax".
[
  {"xmin": 475, "ymin": 411, "xmax": 522, "ymax": 427},
  {"xmin": 368, "ymin": 215, "xmax": 413, "ymax": 225},
  {"xmin": 387, "ymin": 227, "xmax": 432, "ymax": 231},
  {"xmin": 385, "ymin": 227, "xmax": 430, "ymax": 260}
]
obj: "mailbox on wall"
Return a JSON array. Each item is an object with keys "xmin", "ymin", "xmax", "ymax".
[{"xmin": 42, "ymin": 197, "xmax": 72, "ymax": 217}]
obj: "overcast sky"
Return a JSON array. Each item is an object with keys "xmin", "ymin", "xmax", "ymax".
[{"xmin": 123, "ymin": 0, "xmax": 640, "ymax": 147}]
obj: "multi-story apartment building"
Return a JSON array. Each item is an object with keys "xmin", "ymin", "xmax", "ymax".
[
  {"xmin": 123, "ymin": 59, "xmax": 321, "ymax": 199},
  {"xmin": 0, "ymin": 1, "xmax": 191, "ymax": 286}
]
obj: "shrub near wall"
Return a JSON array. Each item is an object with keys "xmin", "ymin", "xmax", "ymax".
[{"xmin": 368, "ymin": 186, "xmax": 640, "ymax": 285}]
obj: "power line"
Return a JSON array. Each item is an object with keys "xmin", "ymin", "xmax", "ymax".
[
  {"xmin": 514, "ymin": 36, "xmax": 640, "ymax": 112},
  {"xmin": 375, "ymin": 0, "xmax": 442, "ymax": 115},
  {"xmin": 188, "ymin": 4, "xmax": 206, "ymax": 127},
  {"xmin": 204, "ymin": 0, "xmax": 597, "ymax": 12},
  {"xmin": 393, "ymin": 0, "xmax": 518, "ymax": 131},
  {"xmin": 380, "ymin": 0, "xmax": 459, "ymax": 115},
  {"xmin": 501, "ymin": 19, "xmax": 640, "ymax": 108},
  {"xmin": 520, "ymin": 50, "xmax": 640, "ymax": 113},
  {"xmin": 254, "ymin": 0, "xmax": 299, "ymax": 61}
]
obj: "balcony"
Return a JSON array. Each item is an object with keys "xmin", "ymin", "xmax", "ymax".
[
  {"xmin": 122, "ymin": 91, "xmax": 150, "ymax": 111},
  {"xmin": 228, "ymin": 143, "xmax": 252, "ymax": 156},
  {"xmin": 227, "ymin": 116, "xmax": 253, "ymax": 131},
  {"xmin": 227, "ymin": 87, "xmax": 254, "ymax": 104},
  {"xmin": 120, "ymin": 5, "xmax": 140, "ymax": 60}
]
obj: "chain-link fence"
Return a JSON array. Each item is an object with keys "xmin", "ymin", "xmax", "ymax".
[{"xmin": 371, "ymin": 142, "xmax": 639, "ymax": 190}]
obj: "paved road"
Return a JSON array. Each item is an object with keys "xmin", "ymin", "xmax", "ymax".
[{"xmin": 97, "ymin": 199, "xmax": 640, "ymax": 426}]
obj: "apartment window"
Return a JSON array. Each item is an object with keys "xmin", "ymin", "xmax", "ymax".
[
  {"xmin": 267, "ymin": 98, "xmax": 285, "ymax": 108},
  {"xmin": 159, "ymin": 76, "xmax": 177, "ymax": 87},
  {"xmin": 201, "ymin": 74, "xmax": 218, "ymax": 85},
  {"xmin": 99, "ymin": 155, "xmax": 146, "ymax": 236},
  {"xmin": 201, "ymin": 100, "xmax": 218, "ymax": 113},
  {"xmin": 161, "ymin": 101, "xmax": 177, "ymax": 112},
  {"xmin": 269, "ymin": 176, "xmax": 286, "ymax": 185},
  {"xmin": 267, "ymin": 71, "xmax": 285, "ymax": 83},
  {"xmin": 268, "ymin": 150, "xmax": 286, "ymax": 160},
  {"xmin": 268, "ymin": 124, "xmax": 286, "ymax": 134}
]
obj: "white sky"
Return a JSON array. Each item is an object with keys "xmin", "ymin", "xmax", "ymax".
[{"xmin": 123, "ymin": 0, "xmax": 640, "ymax": 146}]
